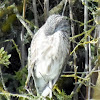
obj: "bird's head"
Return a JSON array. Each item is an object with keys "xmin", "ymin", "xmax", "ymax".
[{"xmin": 44, "ymin": 14, "xmax": 70, "ymax": 36}]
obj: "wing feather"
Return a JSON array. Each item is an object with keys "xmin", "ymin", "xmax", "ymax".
[{"xmin": 28, "ymin": 30, "xmax": 70, "ymax": 94}]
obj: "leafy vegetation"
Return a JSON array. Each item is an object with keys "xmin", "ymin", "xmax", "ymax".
[{"xmin": 0, "ymin": 47, "xmax": 11, "ymax": 66}]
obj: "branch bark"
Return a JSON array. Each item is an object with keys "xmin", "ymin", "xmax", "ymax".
[
  {"xmin": 44, "ymin": 0, "xmax": 49, "ymax": 20},
  {"xmin": 32, "ymin": 0, "xmax": 39, "ymax": 27}
]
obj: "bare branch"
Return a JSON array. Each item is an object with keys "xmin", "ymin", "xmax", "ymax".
[
  {"xmin": 44, "ymin": 0, "xmax": 49, "ymax": 20},
  {"xmin": 20, "ymin": 0, "xmax": 26, "ymax": 68},
  {"xmin": 32, "ymin": 0, "xmax": 39, "ymax": 27}
]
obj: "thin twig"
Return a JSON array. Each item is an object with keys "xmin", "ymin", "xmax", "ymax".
[
  {"xmin": 32, "ymin": 0, "xmax": 39, "ymax": 27},
  {"xmin": 40, "ymin": 0, "xmax": 65, "ymax": 20},
  {"xmin": 38, "ymin": 0, "xmax": 44, "ymax": 10},
  {"xmin": 0, "ymin": 66, "xmax": 10, "ymax": 100},
  {"xmin": 62, "ymin": 0, "xmax": 68, "ymax": 16},
  {"xmin": 88, "ymin": 35, "xmax": 91, "ymax": 99},
  {"xmin": 20, "ymin": 0, "xmax": 26, "ymax": 68},
  {"xmin": 0, "ymin": 67, "xmax": 7, "ymax": 91},
  {"xmin": 16, "ymin": 14, "xmax": 34, "ymax": 38},
  {"xmin": 69, "ymin": 0, "xmax": 78, "ymax": 99},
  {"xmin": 92, "ymin": 1, "xmax": 100, "ymax": 99},
  {"xmin": 71, "ymin": 58, "xmax": 100, "ymax": 97},
  {"xmin": 84, "ymin": 0, "xmax": 88, "ymax": 74},
  {"xmin": 84, "ymin": 0, "xmax": 90, "ymax": 99},
  {"xmin": 44, "ymin": 0, "xmax": 49, "ymax": 20}
]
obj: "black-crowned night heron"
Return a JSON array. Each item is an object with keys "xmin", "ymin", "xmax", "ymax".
[{"xmin": 25, "ymin": 14, "xmax": 70, "ymax": 98}]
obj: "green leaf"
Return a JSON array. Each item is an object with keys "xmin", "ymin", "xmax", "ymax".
[{"xmin": 0, "ymin": 47, "xmax": 11, "ymax": 67}]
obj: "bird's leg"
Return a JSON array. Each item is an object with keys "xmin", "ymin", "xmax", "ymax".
[
  {"xmin": 42, "ymin": 81, "xmax": 53, "ymax": 98},
  {"xmin": 49, "ymin": 80, "xmax": 52, "ymax": 98}
]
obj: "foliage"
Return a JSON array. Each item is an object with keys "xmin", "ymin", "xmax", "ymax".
[
  {"xmin": 53, "ymin": 85, "xmax": 72, "ymax": 100},
  {"xmin": 15, "ymin": 66, "xmax": 27, "ymax": 93},
  {"xmin": 54, "ymin": 91, "xmax": 72, "ymax": 100},
  {"xmin": 0, "ymin": 47, "xmax": 11, "ymax": 67}
]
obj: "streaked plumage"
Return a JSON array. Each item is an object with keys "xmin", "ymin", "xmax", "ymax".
[{"xmin": 26, "ymin": 14, "xmax": 70, "ymax": 97}]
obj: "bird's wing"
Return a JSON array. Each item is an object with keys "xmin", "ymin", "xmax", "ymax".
[{"xmin": 29, "ymin": 30, "xmax": 70, "ymax": 95}]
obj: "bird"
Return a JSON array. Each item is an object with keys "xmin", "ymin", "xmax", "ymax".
[{"xmin": 25, "ymin": 14, "xmax": 70, "ymax": 98}]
